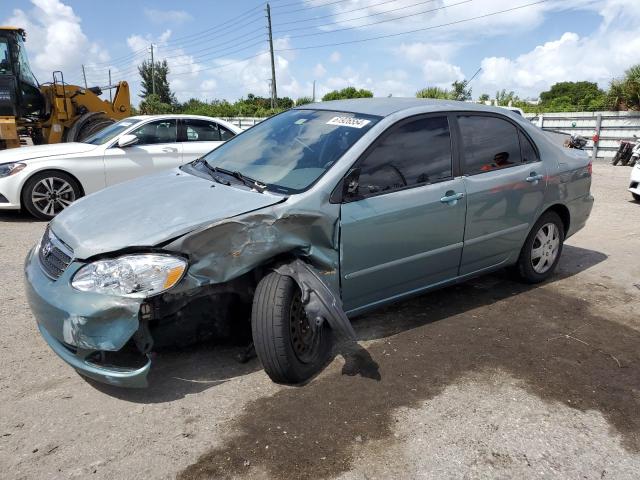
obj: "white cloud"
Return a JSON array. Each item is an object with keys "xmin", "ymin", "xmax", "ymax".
[
  {"xmin": 329, "ymin": 51, "xmax": 341, "ymax": 63},
  {"xmin": 144, "ymin": 9, "xmax": 192, "ymax": 25},
  {"xmin": 3, "ymin": 0, "xmax": 109, "ymax": 85},
  {"xmin": 474, "ymin": 2, "xmax": 640, "ymax": 97},
  {"xmin": 313, "ymin": 63, "xmax": 327, "ymax": 77}
]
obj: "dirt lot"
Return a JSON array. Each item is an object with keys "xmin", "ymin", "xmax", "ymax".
[{"xmin": 0, "ymin": 163, "xmax": 638, "ymax": 480}]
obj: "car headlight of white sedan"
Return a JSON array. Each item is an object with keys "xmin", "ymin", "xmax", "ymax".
[
  {"xmin": 71, "ymin": 254, "xmax": 187, "ymax": 298},
  {"xmin": 0, "ymin": 162, "xmax": 26, "ymax": 177}
]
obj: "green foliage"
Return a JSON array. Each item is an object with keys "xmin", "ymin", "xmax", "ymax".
[
  {"xmin": 138, "ymin": 59, "xmax": 177, "ymax": 106},
  {"xmin": 538, "ymin": 81, "xmax": 607, "ymax": 112},
  {"xmin": 174, "ymin": 94, "xmax": 294, "ymax": 118},
  {"xmin": 416, "ymin": 86, "xmax": 450, "ymax": 99},
  {"xmin": 495, "ymin": 89, "xmax": 519, "ymax": 106},
  {"xmin": 608, "ymin": 65, "xmax": 640, "ymax": 111},
  {"xmin": 321, "ymin": 87, "xmax": 373, "ymax": 101},
  {"xmin": 478, "ymin": 93, "xmax": 490, "ymax": 102},
  {"xmin": 450, "ymin": 80, "xmax": 472, "ymax": 101},
  {"xmin": 139, "ymin": 93, "xmax": 174, "ymax": 115},
  {"xmin": 295, "ymin": 96, "xmax": 314, "ymax": 106}
]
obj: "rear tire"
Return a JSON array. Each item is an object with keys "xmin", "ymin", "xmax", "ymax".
[
  {"xmin": 612, "ymin": 152, "xmax": 621, "ymax": 165},
  {"xmin": 251, "ymin": 272, "xmax": 333, "ymax": 384},
  {"xmin": 22, "ymin": 171, "xmax": 82, "ymax": 220},
  {"xmin": 515, "ymin": 211, "xmax": 565, "ymax": 284}
]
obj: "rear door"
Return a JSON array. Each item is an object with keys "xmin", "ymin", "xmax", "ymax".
[
  {"xmin": 455, "ymin": 114, "xmax": 546, "ymax": 275},
  {"xmin": 339, "ymin": 114, "xmax": 467, "ymax": 312},
  {"xmin": 180, "ymin": 118, "xmax": 237, "ymax": 162},
  {"xmin": 103, "ymin": 118, "xmax": 182, "ymax": 185}
]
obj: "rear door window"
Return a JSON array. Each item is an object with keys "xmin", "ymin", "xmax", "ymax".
[
  {"xmin": 130, "ymin": 119, "xmax": 177, "ymax": 145},
  {"xmin": 184, "ymin": 119, "xmax": 223, "ymax": 142},
  {"xmin": 458, "ymin": 115, "xmax": 522, "ymax": 175},
  {"xmin": 356, "ymin": 115, "xmax": 452, "ymax": 196}
]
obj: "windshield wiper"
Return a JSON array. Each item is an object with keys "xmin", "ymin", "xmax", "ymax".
[
  {"xmin": 212, "ymin": 166, "xmax": 267, "ymax": 193},
  {"xmin": 193, "ymin": 158, "xmax": 231, "ymax": 186}
]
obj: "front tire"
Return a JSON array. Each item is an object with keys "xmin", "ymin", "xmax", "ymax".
[
  {"xmin": 22, "ymin": 171, "xmax": 82, "ymax": 220},
  {"xmin": 515, "ymin": 211, "xmax": 565, "ymax": 284},
  {"xmin": 252, "ymin": 272, "xmax": 333, "ymax": 384}
]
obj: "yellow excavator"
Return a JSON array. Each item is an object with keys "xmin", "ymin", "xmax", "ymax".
[{"xmin": 0, "ymin": 27, "xmax": 131, "ymax": 149}]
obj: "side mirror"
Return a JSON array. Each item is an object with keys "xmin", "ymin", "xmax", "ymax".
[
  {"xmin": 117, "ymin": 134, "xmax": 139, "ymax": 148},
  {"xmin": 342, "ymin": 168, "xmax": 361, "ymax": 201}
]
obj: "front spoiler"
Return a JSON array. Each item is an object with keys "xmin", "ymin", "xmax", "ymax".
[{"xmin": 38, "ymin": 323, "xmax": 151, "ymax": 388}]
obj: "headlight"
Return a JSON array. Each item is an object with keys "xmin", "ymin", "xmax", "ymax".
[
  {"xmin": 0, "ymin": 162, "xmax": 26, "ymax": 178},
  {"xmin": 71, "ymin": 254, "xmax": 187, "ymax": 298}
]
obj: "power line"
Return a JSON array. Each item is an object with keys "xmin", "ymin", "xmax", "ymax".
[
  {"xmin": 285, "ymin": 0, "xmax": 474, "ymax": 39},
  {"xmin": 274, "ymin": 0, "xmax": 551, "ymax": 51},
  {"xmin": 272, "ymin": 0, "xmax": 349, "ymax": 15},
  {"xmin": 274, "ymin": 0, "xmax": 398, "ymax": 27}
]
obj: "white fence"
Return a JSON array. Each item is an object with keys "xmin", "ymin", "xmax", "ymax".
[
  {"xmin": 224, "ymin": 111, "xmax": 640, "ymax": 160},
  {"xmin": 524, "ymin": 111, "xmax": 640, "ymax": 160}
]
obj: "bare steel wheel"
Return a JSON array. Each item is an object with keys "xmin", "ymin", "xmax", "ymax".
[
  {"xmin": 515, "ymin": 211, "xmax": 565, "ymax": 283},
  {"xmin": 289, "ymin": 290, "xmax": 323, "ymax": 364},
  {"xmin": 22, "ymin": 171, "xmax": 82, "ymax": 220},
  {"xmin": 531, "ymin": 222, "xmax": 561, "ymax": 274}
]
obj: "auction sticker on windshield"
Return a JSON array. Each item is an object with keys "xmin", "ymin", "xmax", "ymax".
[{"xmin": 326, "ymin": 116, "xmax": 371, "ymax": 128}]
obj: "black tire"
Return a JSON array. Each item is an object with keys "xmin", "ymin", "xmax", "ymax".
[
  {"xmin": 22, "ymin": 171, "xmax": 82, "ymax": 220},
  {"xmin": 77, "ymin": 115, "xmax": 114, "ymax": 141},
  {"xmin": 515, "ymin": 211, "xmax": 565, "ymax": 284},
  {"xmin": 612, "ymin": 152, "xmax": 621, "ymax": 165},
  {"xmin": 251, "ymin": 272, "xmax": 333, "ymax": 384}
]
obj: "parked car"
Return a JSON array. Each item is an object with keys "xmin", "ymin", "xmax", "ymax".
[
  {"xmin": 0, "ymin": 115, "xmax": 240, "ymax": 220},
  {"xmin": 24, "ymin": 98, "xmax": 593, "ymax": 388},
  {"xmin": 629, "ymin": 161, "xmax": 640, "ymax": 201}
]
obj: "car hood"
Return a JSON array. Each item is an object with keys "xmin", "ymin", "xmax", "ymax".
[
  {"xmin": 50, "ymin": 169, "xmax": 285, "ymax": 259},
  {"xmin": 0, "ymin": 142, "xmax": 99, "ymax": 163}
]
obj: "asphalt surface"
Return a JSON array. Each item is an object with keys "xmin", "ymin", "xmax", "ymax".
[{"xmin": 0, "ymin": 163, "xmax": 638, "ymax": 480}]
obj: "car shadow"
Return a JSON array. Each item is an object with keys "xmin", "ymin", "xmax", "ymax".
[
  {"xmin": 90, "ymin": 244, "xmax": 607, "ymax": 403},
  {"xmin": 0, "ymin": 210, "xmax": 42, "ymax": 223}
]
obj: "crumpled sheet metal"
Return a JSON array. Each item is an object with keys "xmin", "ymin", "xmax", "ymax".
[
  {"xmin": 167, "ymin": 202, "xmax": 342, "ymax": 293},
  {"xmin": 165, "ymin": 199, "xmax": 354, "ymax": 337},
  {"xmin": 274, "ymin": 259, "xmax": 356, "ymax": 340}
]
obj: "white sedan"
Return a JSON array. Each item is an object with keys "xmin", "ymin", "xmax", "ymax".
[{"xmin": 0, "ymin": 114, "xmax": 241, "ymax": 219}]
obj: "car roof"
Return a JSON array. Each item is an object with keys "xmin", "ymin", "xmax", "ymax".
[
  {"xmin": 295, "ymin": 97, "xmax": 515, "ymax": 118},
  {"xmin": 127, "ymin": 114, "xmax": 225, "ymax": 120}
]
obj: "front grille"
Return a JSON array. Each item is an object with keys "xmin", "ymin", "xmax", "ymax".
[{"xmin": 39, "ymin": 228, "xmax": 74, "ymax": 280}]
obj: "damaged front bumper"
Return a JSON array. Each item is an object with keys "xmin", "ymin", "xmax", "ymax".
[{"xmin": 24, "ymin": 247, "xmax": 150, "ymax": 388}]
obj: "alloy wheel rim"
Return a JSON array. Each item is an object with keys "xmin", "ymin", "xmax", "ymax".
[
  {"xmin": 531, "ymin": 222, "xmax": 560, "ymax": 274},
  {"xmin": 289, "ymin": 290, "xmax": 320, "ymax": 364},
  {"xmin": 31, "ymin": 177, "xmax": 75, "ymax": 216}
]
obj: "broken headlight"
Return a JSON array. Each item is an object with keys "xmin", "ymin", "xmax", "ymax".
[{"xmin": 71, "ymin": 254, "xmax": 187, "ymax": 298}]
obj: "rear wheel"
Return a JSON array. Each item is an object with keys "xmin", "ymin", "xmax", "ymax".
[
  {"xmin": 251, "ymin": 272, "xmax": 333, "ymax": 384},
  {"xmin": 66, "ymin": 113, "xmax": 114, "ymax": 142},
  {"xmin": 612, "ymin": 152, "xmax": 621, "ymax": 165},
  {"xmin": 22, "ymin": 171, "xmax": 82, "ymax": 220},
  {"xmin": 515, "ymin": 211, "xmax": 565, "ymax": 283}
]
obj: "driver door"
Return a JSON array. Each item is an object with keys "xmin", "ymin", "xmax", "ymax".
[
  {"xmin": 339, "ymin": 115, "xmax": 467, "ymax": 313},
  {"xmin": 103, "ymin": 118, "xmax": 182, "ymax": 186}
]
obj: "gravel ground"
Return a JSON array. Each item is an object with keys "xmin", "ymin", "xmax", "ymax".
[{"xmin": 0, "ymin": 163, "xmax": 638, "ymax": 480}]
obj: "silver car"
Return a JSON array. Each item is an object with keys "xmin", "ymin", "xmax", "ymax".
[{"xmin": 24, "ymin": 99, "xmax": 594, "ymax": 387}]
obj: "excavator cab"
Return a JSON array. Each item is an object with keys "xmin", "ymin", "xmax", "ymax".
[{"xmin": 0, "ymin": 27, "xmax": 44, "ymax": 120}]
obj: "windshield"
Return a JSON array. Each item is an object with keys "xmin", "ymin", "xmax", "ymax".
[
  {"xmin": 83, "ymin": 118, "xmax": 143, "ymax": 145},
  {"xmin": 0, "ymin": 39, "xmax": 11, "ymax": 74},
  {"xmin": 202, "ymin": 109, "xmax": 380, "ymax": 193}
]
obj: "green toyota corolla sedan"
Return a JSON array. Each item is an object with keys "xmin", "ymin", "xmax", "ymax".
[{"xmin": 24, "ymin": 98, "xmax": 594, "ymax": 387}]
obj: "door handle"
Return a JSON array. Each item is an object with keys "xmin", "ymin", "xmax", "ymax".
[
  {"xmin": 525, "ymin": 173, "xmax": 544, "ymax": 183},
  {"xmin": 162, "ymin": 147, "xmax": 177, "ymax": 152},
  {"xmin": 440, "ymin": 191, "xmax": 464, "ymax": 205}
]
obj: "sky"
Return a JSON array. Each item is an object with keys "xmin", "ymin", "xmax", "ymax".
[{"xmin": 3, "ymin": 0, "xmax": 640, "ymax": 105}]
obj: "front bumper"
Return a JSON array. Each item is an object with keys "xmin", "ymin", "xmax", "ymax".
[
  {"xmin": 0, "ymin": 174, "xmax": 23, "ymax": 210},
  {"xmin": 24, "ymin": 246, "xmax": 150, "ymax": 387}
]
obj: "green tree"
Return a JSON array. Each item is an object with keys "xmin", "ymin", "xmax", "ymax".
[
  {"xmin": 295, "ymin": 96, "xmax": 313, "ymax": 106},
  {"xmin": 495, "ymin": 89, "xmax": 519, "ymax": 106},
  {"xmin": 138, "ymin": 59, "xmax": 176, "ymax": 105},
  {"xmin": 139, "ymin": 93, "xmax": 173, "ymax": 114},
  {"xmin": 608, "ymin": 65, "xmax": 640, "ymax": 111},
  {"xmin": 539, "ymin": 81, "xmax": 606, "ymax": 111},
  {"xmin": 322, "ymin": 87, "xmax": 373, "ymax": 101},
  {"xmin": 478, "ymin": 93, "xmax": 490, "ymax": 103},
  {"xmin": 416, "ymin": 86, "xmax": 450, "ymax": 99},
  {"xmin": 450, "ymin": 80, "xmax": 472, "ymax": 101}
]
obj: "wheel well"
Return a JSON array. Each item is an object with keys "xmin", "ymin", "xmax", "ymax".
[
  {"xmin": 544, "ymin": 204, "xmax": 570, "ymax": 235},
  {"xmin": 21, "ymin": 169, "xmax": 86, "ymax": 202}
]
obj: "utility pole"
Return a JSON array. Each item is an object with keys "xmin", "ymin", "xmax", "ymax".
[
  {"xmin": 81, "ymin": 65, "xmax": 87, "ymax": 88},
  {"xmin": 150, "ymin": 43, "xmax": 156, "ymax": 95},
  {"xmin": 312, "ymin": 80, "xmax": 316, "ymax": 102},
  {"xmin": 266, "ymin": 3, "xmax": 277, "ymax": 109},
  {"xmin": 108, "ymin": 69, "xmax": 112, "ymax": 102}
]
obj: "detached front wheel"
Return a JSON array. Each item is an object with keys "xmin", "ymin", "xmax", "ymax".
[{"xmin": 252, "ymin": 272, "xmax": 333, "ymax": 384}]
